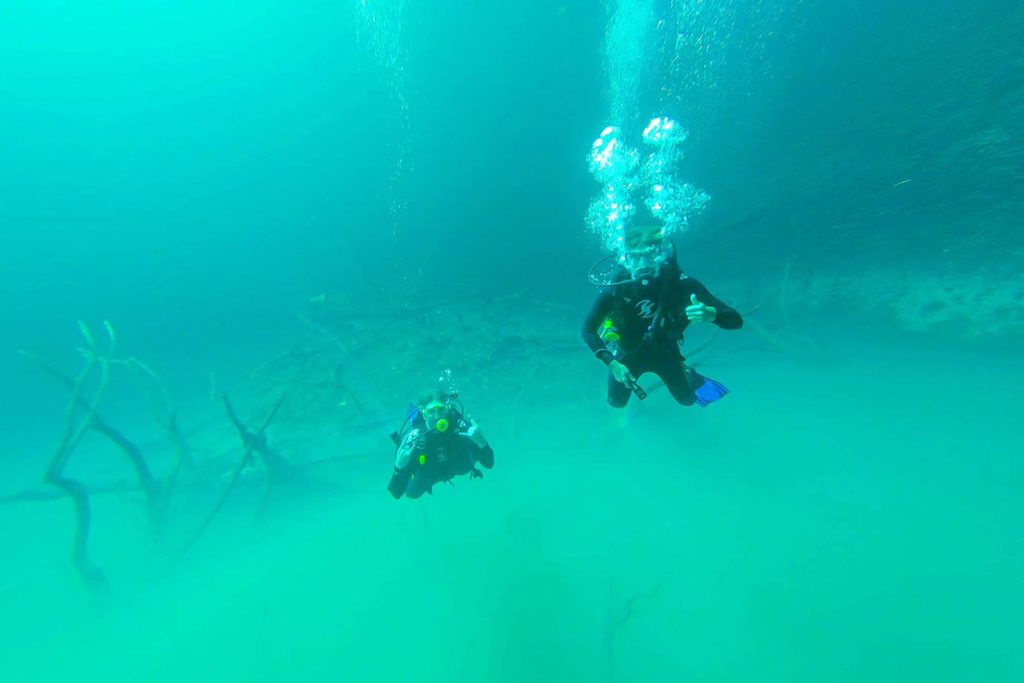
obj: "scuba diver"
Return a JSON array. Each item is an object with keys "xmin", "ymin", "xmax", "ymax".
[
  {"xmin": 581, "ymin": 203, "xmax": 743, "ymax": 408},
  {"xmin": 387, "ymin": 387, "xmax": 494, "ymax": 500}
]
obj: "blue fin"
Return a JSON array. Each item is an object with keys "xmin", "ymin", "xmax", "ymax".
[{"xmin": 694, "ymin": 377, "xmax": 729, "ymax": 407}]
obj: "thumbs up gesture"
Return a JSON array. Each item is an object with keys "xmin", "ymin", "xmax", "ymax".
[{"xmin": 686, "ymin": 293, "xmax": 717, "ymax": 323}]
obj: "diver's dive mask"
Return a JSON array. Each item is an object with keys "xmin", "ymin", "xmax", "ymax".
[
  {"xmin": 421, "ymin": 400, "xmax": 451, "ymax": 432},
  {"xmin": 621, "ymin": 221, "xmax": 667, "ymax": 284},
  {"xmin": 623, "ymin": 251, "xmax": 664, "ymax": 283}
]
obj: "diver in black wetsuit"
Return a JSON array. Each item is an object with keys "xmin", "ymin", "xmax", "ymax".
[
  {"xmin": 581, "ymin": 207, "xmax": 743, "ymax": 408},
  {"xmin": 387, "ymin": 388, "xmax": 494, "ymax": 499}
]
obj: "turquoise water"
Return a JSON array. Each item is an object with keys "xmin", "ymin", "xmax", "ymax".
[{"xmin": 1, "ymin": 2, "xmax": 1021, "ymax": 681}]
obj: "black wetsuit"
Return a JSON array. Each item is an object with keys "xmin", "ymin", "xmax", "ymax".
[
  {"xmin": 387, "ymin": 412, "xmax": 495, "ymax": 499},
  {"xmin": 581, "ymin": 271, "xmax": 743, "ymax": 407}
]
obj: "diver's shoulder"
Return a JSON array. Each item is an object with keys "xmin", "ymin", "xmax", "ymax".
[
  {"xmin": 674, "ymin": 273, "xmax": 711, "ymax": 296},
  {"xmin": 675, "ymin": 272, "xmax": 698, "ymax": 286}
]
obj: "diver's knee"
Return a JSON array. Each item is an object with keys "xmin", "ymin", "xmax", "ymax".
[
  {"xmin": 405, "ymin": 482, "xmax": 427, "ymax": 499},
  {"xmin": 478, "ymin": 448, "xmax": 494, "ymax": 469},
  {"xmin": 671, "ymin": 391, "xmax": 696, "ymax": 406},
  {"xmin": 608, "ymin": 394, "xmax": 628, "ymax": 409}
]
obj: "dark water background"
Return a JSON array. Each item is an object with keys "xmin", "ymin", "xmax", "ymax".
[
  {"xmin": 2, "ymin": 2, "xmax": 1022, "ymax": 361},
  {"xmin": 1, "ymin": 1, "xmax": 1021, "ymax": 681}
]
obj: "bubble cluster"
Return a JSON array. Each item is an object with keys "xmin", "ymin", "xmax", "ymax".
[
  {"xmin": 586, "ymin": 182, "xmax": 636, "ymax": 254},
  {"xmin": 641, "ymin": 116, "xmax": 686, "ymax": 146},
  {"xmin": 659, "ymin": 0, "xmax": 789, "ymax": 126},
  {"xmin": 586, "ymin": 117, "xmax": 709, "ymax": 255},
  {"xmin": 639, "ymin": 117, "xmax": 709, "ymax": 231},
  {"xmin": 437, "ymin": 368, "xmax": 458, "ymax": 397},
  {"xmin": 602, "ymin": 0, "xmax": 659, "ymax": 131},
  {"xmin": 354, "ymin": 1, "xmax": 412, "ymax": 242},
  {"xmin": 354, "ymin": 0, "xmax": 406, "ymax": 71},
  {"xmin": 589, "ymin": 126, "xmax": 639, "ymax": 183}
]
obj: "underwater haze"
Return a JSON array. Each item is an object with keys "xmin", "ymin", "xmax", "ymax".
[{"xmin": 1, "ymin": 1, "xmax": 1022, "ymax": 681}]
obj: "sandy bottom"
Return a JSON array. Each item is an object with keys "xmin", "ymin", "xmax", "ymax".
[{"xmin": 1, "ymin": 336, "xmax": 1021, "ymax": 682}]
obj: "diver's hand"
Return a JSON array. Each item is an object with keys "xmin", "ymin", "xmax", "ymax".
[
  {"xmin": 686, "ymin": 293, "xmax": 717, "ymax": 323},
  {"xmin": 459, "ymin": 418, "xmax": 488, "ymax": 447},
  {"xmin": 395, "ymin": 429, "xmax": 423, "ymax": 467},
  {"xmin": 609, "ymin": 360, "xmax": 635, "ymax": 386}
]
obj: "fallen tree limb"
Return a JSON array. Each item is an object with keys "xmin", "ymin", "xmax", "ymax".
[
  {"xmin": 38, "ymin": 321, "xmax": 115, "ymax": 589},
  {"xmin": 178, "ymin": 393, "xmax": 288, "ymax": 558}
]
